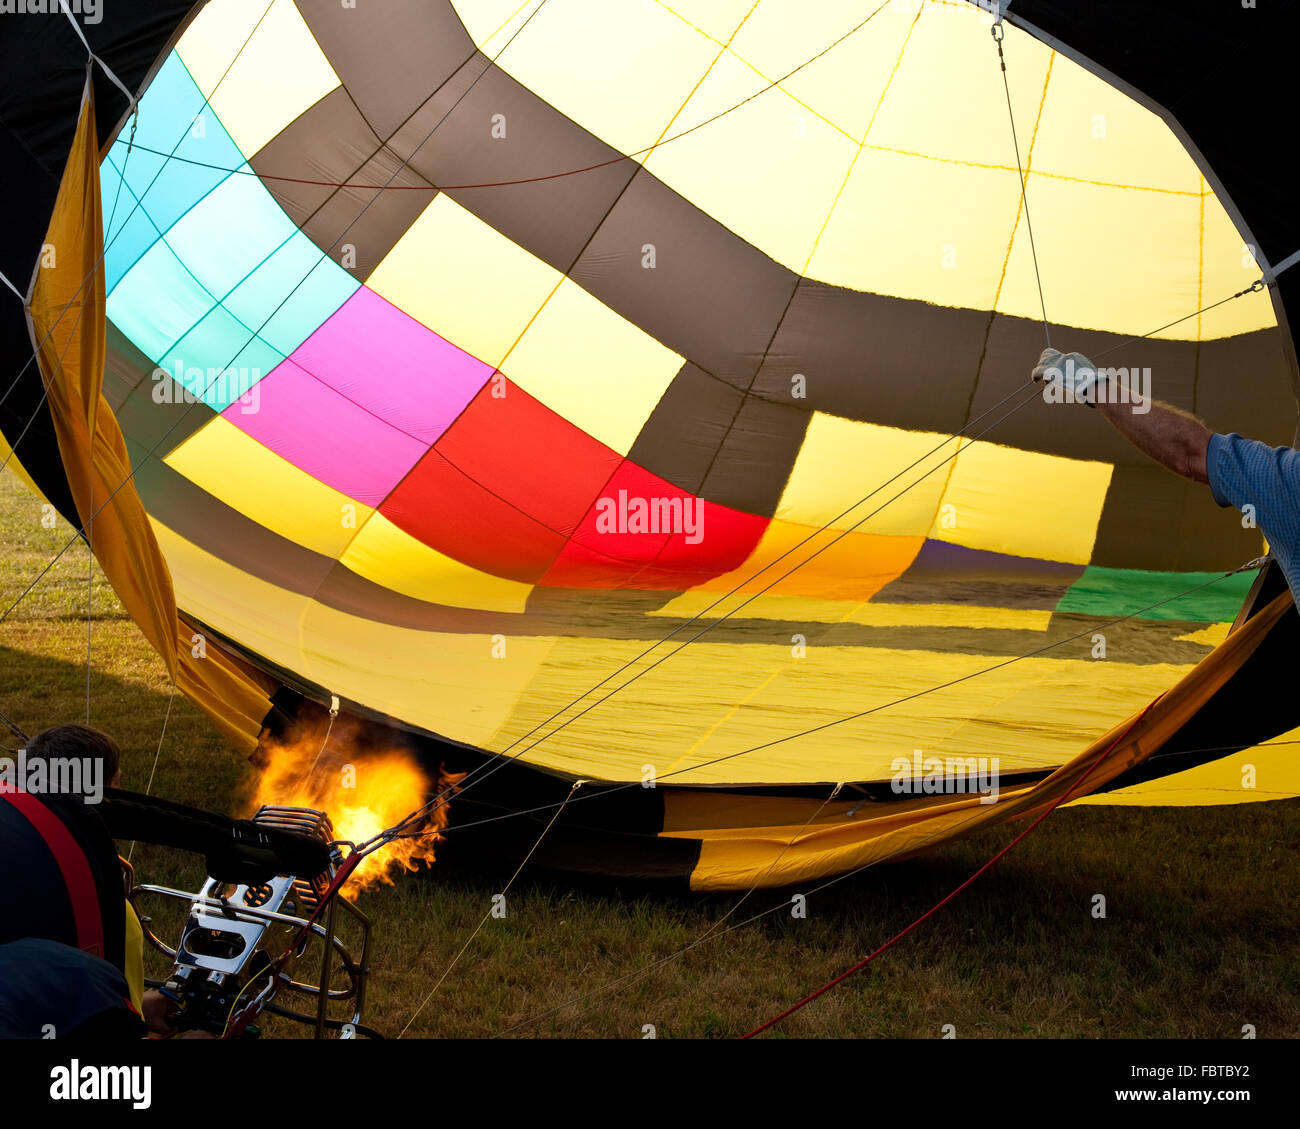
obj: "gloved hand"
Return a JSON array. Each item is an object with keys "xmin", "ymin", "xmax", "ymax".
[{"xmin": 1031, "ymin": 347, "xmax": 1101, "ymax": 406}]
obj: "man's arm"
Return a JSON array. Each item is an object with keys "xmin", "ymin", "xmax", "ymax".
[
  {"xmin": 1095, "ymin": 392, "xmax": 1212, "ymax": 484},
  {"xmin": 1031, "ymin": 348, "xmax": 1212, "ymax": 483}
]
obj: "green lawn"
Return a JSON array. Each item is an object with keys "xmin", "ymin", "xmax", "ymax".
[{"xmin": 2, "ymin": 464, "xmax": 1297, "ymax": 1038}]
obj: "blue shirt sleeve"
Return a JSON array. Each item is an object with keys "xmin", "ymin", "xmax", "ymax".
[{"xmin": 1207, "ymin": 432, "xmax": 1300, "ymax": 540}]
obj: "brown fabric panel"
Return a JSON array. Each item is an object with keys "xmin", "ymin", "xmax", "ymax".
[
  {"xmin": 971, "ymin": 313, "xmax": 1198, "ymax": 462},
  {"xmin": 388, "ymin": 52, "xmax": 636, "ymax": 271},
  {"xmin": 749, "ymin": 281, "xmax": 991, "ymax": 433},
  {"xmin": 293, "ymin": 2, "xmax": 1296, "ymax": 473},
  {"xmin": 699, "ymin": 391, "xmax": 810, "ymax": 517},
  {"xmin": 628, "ymin": 361, "xmax": 809, "ymax": 515},
  {"xmin": 103, "ymin": 322, "xmax": 152, "ymax": 411},
  {"xmin": 131, "ymin": 456, "xmax": 1213, "ymax": 665},
  {"xmin": 1195, "ymin": 326, "xmax": 1296, "ymax": 443},
  {"xmin": 132, "ymin": 455, "xmax": 336, "ymax": 594},
  {"xmin": 874, "ymin": 540, "xmax": 1084, "ymax": 609},
  {"xmin": 1089, "ymin": 462, "xmax": 1262, "ymax": 571},
  {"xmin": 248, "ymin": 86, "xmax": 434, "ymax": 281},
  {"xmin": 523, "ymin": 585, "xmax": 680, "ymax": 620},
  {"xmin": 294, "ymin": 0, "xmax": 478, "ymax": 140},
  {"xmin": 321, "ymin": 564, "xmax": 1216, "ymax": 660},
  {"xmin": 572, "ymin": 168, "xmax": 799, "ymax": 389},
  {"xmin": 247, "ymin": 87, "xmax": 379, "ymax": 226},
  {"xmin": 628, "ymin": 362, "xmax": 743, "ymax": 495},
  {"xmin": 962, "ymin": 318, "xmax": 1291, "ymax": 462},
  {"xmin": 110, "ymin": 324, "xmax": 215, "ymax": 459}
]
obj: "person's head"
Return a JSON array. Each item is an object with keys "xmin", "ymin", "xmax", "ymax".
[{"xmin": 23, "ymin": 725, "xmax": 122, "ymax": 802}]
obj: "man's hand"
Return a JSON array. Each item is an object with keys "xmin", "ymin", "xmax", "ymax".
[
  {"xmin": 1033, "ymin": 346, "xmax": 1211, "ymax": 483},
  {"xmin": 142, "ymin": 988, "xmax": 178, "ymax": 1036},
  {"xmin": 1031, "ymin": 347, "xmax": 1102, "ymax": 405}
]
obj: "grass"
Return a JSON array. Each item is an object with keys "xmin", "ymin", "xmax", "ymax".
[{"xmin": 2, "ymin": 464, "xmax": 1298, "ymax": 1038}]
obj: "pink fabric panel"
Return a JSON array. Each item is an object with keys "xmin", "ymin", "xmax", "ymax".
[
  {"xmin": 288, "ymin": 287, "xmax": 493, "ymax": 444},
  {"xmin": 222, "ymin": 358, "xmax": 427, "ymax": 506}
]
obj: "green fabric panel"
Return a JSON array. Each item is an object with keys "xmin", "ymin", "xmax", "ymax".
[{"xmin": 1055, "ymin": 566, "xmax": 1254, "ymax": 623}]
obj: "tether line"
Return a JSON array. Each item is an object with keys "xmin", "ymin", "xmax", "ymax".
[
  {"xmin": 395, "ymin": 779, "xmax": 584, "ymax": 1039},
  {"xmin": 992, "ymin": 19, "xmax": 1051, "ymax": 347}
]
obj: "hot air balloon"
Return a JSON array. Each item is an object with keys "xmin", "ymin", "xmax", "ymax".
[{"xmin": 3, "ymin": 0, "xmax": 1299, "ymax": 896}]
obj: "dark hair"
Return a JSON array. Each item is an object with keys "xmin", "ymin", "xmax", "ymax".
[{"xmin": 25, "ymin": 725, "xmax": 122, "ymax": 785}]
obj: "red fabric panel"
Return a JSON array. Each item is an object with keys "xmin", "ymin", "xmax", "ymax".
[
  {"xmin": 380, "ymin": 446, "xmax": 566, "ymax": 583},
  {"xmin": 541, "ymin": 460, "xmax": 769, "ymax": 589},
  {"xmin": 434, "ymin": 378, "xmax": 621, "ymax": 537}
]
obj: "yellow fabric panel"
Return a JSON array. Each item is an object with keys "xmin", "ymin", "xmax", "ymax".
[
  {"xmin": 501, "ymin": 279, "xmax": 684, "ymax": 455},
  {"xmin": 657, "ymin": 0, "xmax": 766, "ymax": 46},
  {"xmin": 693, "ymin": 520, "xmax": 923, "ymax": 600},
  {"xmin": 1198, "ymin": 186, "xmax": 1278, "ymax": 337},
  {"xmin": 677, "ymin": 778, "xmax": 1033, "ymax": 891},
  {"xmin": 933, "ymin": 441, "xmax": 1112, "ymax": 563},
  {"xmin": 163, "ymin": 416, "xmax": 372, "ymax": 559},
  {"xmin": 150, "ymin": 519, "xmax": 312, "ymax": 675},
  {"xmin": 123, "ymin": 900, "xmax": 144, "ymax": 1016},
  {"xmin": 677, "ymin": 592, "xmax": 1294, "ymax": 888},
  {"xmin": 485, "ymin": 0, "xmax": 723, "ymax": 157},
  {"xmin": 1004, "ymin": 174, "xmax": 1205, "ymax": 340},
  {"xmin": 854, "ymin": 602, "xmax": 1054, "ymax": 633},
  {"xmin": 809, "ymin": 143, "xmax": 1025, "ymax": 319},
  {"xmin": 1175, "ymin": 623, "xmax": 1231, "ymax": 648},
  {"xmin": 729, "ymin": 0, "xmax": 929, "ymax": 142},
  {"xmin": 853, "ymin": 0, "xmax": 1053, "ymax": 171},
  {"xmin": 153, "ymin": 519, "xmax": 556, "ymax": 750},
  {"xmin": 668, "ymin": 649, "xmax": 1181, "ymax": 782},
  {"xmin": 1028, "ymin": 43, "xmax": 1198, "ymax": 193},
  {"xmin": 338, "ymin": 511, "xmax": 534, "ymax": 614},
  {"xmin": 644, "ymin": 48, "xmax": 860, "ymax": 277},
  {"xmin": 1072, "ymin": 730, "xmax": 1300, "ymax": 806},
  {"xmin": 777, "ymin": 414, "xmax": 956, "ymax": 537},
  {"xmin": 30, "ymin": 81, "xmax": 271, "ymax": 755},
  {"xmin": 0, "ymin": 430, "xmax": 44, "ymax": 499},
  {"xmin": 450, "ymin": 0, "xmax": 538, "ymax": 53},
  {"xmin": 176, "ymin": 0, "xmax": 340, "ymax": 157},
  {"xmin": 367, "ymin": 193, "xmax": 560, "ymax": 369},
  {"xmin": 650, "ymin": 590, "xmax": 1051, "ymax": 631},
  {"xmin": 296, "ymin": 605, "xmax": 557, "ymax": 751},
  {"xmin": 486, "ymin": 631, "xmax": 1185, "ymax": 784},
  {"xmin": 457, "ymin": 0, "xmax": 1265, "ymax": 341}
]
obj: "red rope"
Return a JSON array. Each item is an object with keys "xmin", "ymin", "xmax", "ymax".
[{"xmin": 741, "ymin": 697, "xmax": 1164, "ymax": 1038}]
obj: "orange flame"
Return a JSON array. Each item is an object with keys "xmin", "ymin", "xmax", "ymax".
[{"xmin": 245, "ymin": 715, "xmax": 464, "ymax": 890}]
